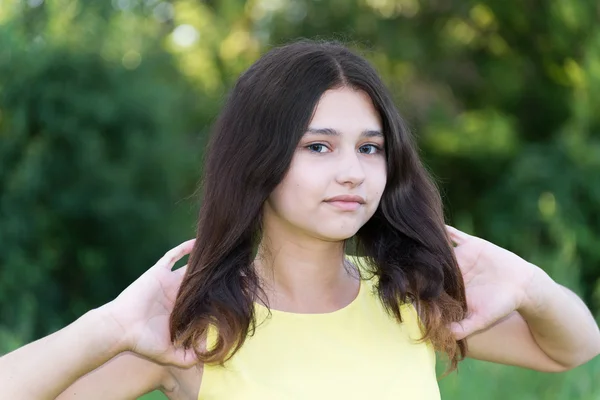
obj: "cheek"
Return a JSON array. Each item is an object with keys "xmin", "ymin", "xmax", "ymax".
[
  {"xmin": 282, "ymin": 157, "xmax": 326, "ymax": 194},
  {"xmin": 376, "ymin": 174, "xmax": 387, "ymax": 197},
  {"xmin": 370, "ymin": 162, "xmax": 387, "ymax": 193},
  {"xmin": 268, "ymin": 166, "xmax": 322, "ymax": 215},
  {"xmin": 367, "ymin": 166, "xmax": 387, "ymax": 213}
]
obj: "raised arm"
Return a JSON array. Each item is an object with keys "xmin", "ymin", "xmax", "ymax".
[
  {"xmin": 0, "ymin": 239, "xmax": 198, "ymax": 399},
  {"xmin": 446, "ymin": 226, "xmax": 600, "ymax": 371},
  {"xmin": 1, "ymin": 307, "xmax": 167, "ymax": 399}
]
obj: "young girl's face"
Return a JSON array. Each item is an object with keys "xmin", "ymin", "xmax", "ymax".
[{"xmin": 264, "ymin": 86, "xmax": 387, "ymax": 241}]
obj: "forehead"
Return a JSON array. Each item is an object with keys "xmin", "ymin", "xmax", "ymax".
[{"xmin": 308, "ymin": 87, "xmax": 382, "ymax": 133}]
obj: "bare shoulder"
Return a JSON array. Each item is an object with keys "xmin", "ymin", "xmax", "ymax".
[
  {"xmin": 164, "ymin": 333, "xmax": 207, "ymax": 400},
  {"xmin": 165, "ymin": 363, "xmax": 204, "ymax": 400},
  {"xmin": 56, "ymin": 351, "xmax": 170, "ymax": 400}
]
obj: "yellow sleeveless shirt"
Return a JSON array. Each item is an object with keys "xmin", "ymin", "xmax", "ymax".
[{"xmin": 198, "ymin": 256, "xmax": 440, "ymax": 399}]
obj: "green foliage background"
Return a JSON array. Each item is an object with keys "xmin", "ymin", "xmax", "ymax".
[{"xmin": 0, "ymin": 0, "xmax": 599, "ymax": 398}]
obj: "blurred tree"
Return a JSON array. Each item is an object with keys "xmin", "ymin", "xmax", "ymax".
[
  {"xmin": 0, "ymin": 16, "xmax": 201, "ymax": 349},
  {"xmin": 253, "ymin": 0, "xmax": 600, "ymax": 311},
  {"xmin": 1, "ymin": 0, "xmax": 599, "ymax": 398}
]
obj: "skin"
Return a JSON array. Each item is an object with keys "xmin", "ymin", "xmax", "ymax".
[
  {"xmin": 254, "ymin": 86, "xmax": 387, "ymax": 313},
  {"xmin": 0, "ymin": 86, "xmax": 598, "ymax": 400},
  {"xmin": 447, "ymin": 226, "xmax": 600, "ymax": 370}
]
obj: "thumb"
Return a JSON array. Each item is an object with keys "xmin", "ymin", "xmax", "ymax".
[
  {"xmin": 164, "ymin": 347, "xmax": 199, "ymax": 369},
  {"xmin": 450, "ymin": 317, "xmax": 481, "ymax": 340}
]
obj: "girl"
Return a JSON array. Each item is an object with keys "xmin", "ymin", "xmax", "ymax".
[{"xmin": 2, "ymin": 40, "xmax": 599, "ymax": 400}]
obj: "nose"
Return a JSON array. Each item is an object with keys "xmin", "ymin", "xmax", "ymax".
[{"xmin": 335, "ymin": 150, "xmax": 366, "ymax": 187}]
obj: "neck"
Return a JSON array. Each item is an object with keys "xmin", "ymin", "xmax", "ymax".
[{"xmin": 253, "ymin": 231, "xmax": 359, "ymax": 313}]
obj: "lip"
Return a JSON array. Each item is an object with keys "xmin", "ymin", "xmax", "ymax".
[
  {"xmin": 324, "ymin": 195, "xmax": 366, "ymax": 211},
  {"xmin": 325, "ymin": 195, "xmax": 366, "ymax": 204}
]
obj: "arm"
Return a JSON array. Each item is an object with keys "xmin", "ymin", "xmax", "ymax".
[
  {"xmin": 465, "ymin": 267, "xmax": 600, "ymax": 371},
  {"xmin": 445, "ymin": 226, "xmax": 600, "ymax": 372},
  {"xmin": 517, "ymin": 267, "xmax": 599, "ymax": 368},
  {"xmin": 56, "ymin": 351, "xmax": 172, "ymax": 400},
  {"xmin": 0, "ymin": 307, "xmax": 168, "ymax": 400},
  {"xmin": 0, "ymin": 239, "xmax": 197, "ymax": 399}
]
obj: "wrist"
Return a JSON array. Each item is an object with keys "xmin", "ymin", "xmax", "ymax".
[
  {"xmin": 516, "ymin": 264, "xmax": 554, "ymax": 318},
  {"xmin": 88, "ymin": 304, "xmax": 132, "ymax": 356}
]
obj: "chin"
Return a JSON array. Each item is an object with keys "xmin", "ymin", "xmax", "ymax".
[{"xmin": 314, "ymin": 228, "xmax": 360, "ymax": 242}]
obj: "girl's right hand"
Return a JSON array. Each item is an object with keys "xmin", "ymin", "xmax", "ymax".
[{"xmin": 100, "ymin": 239, "xmax": 198, "ymax": 368}]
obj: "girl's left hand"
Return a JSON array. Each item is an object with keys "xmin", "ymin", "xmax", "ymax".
[{"xmin": 446, "ymin": 225, "xmax": 539, "ymax": 340}]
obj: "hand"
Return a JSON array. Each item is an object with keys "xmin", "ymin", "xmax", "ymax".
[
  {"xmin": 446, "ymin": 226, "xmax": 539, "ymax": 340},
  {"xmin": 100, "ymin": 239, "xmax": 198, "ymax": 368}
]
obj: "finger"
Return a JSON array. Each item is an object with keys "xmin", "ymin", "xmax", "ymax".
[
  {"xmin": 445, "ymin": 225, "xmax": 469, "ymax": 245},
  {"xmin": 172, "ymin": 264, "xmax": 188, "ymax": 277},
  {"xmin": 166, "ymin": 347, "xmax": 199, "ymax": 369},
  {"xmin": 450, "ymin": 317, "xmax": 483, "ymax": 340},
  {"xmin": 449, "ymin": 321, "xmax": 470, "ymax": 340},
  {"xmin": 156, "ymin": 239, "xmax": 196, "ymax": 270}
]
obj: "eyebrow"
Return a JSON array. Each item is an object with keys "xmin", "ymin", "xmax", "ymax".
[{"xmin": 305, "ymin": 127, "xmax": 384, "ymax": 138}]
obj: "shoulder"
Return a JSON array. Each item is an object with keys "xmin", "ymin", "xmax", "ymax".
[
  {"xmin": 163, "ymin": 334, "xmax": 210, "ymax": 399},
  {"xmin": 164, "ymin": 363, "xmax": 204, "ymax": 400}
]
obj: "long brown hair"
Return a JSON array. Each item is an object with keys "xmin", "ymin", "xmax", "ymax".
[{"xmin": 170, "ymin": 39, "xmax": 468, "ymax": 374}]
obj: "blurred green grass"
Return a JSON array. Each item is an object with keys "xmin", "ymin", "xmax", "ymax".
[
  {"xmin": 137, "ymin": 355, "xmax": 600, "ymax": 399},
  {"xmin": 139, "ymin": 391, "xmax": 166, "ymax": 400}
]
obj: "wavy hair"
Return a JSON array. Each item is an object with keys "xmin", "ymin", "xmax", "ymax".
[{"xmin": 170, "ymin": 39, "xmax": 468, "ymax": 374}]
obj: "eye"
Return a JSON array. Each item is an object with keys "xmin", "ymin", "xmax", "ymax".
[
  {"xmin": 358, "ymin": 144, "xmax": 383, "ymax": 155},
  {"xmin": 306, "ymin": 143, "xmax": 330, "ymax": 153}
]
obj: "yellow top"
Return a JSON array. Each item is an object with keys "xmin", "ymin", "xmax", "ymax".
[{"xmin": 198, "ymin": 256, "xmax": 440, "ymax": 400}]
